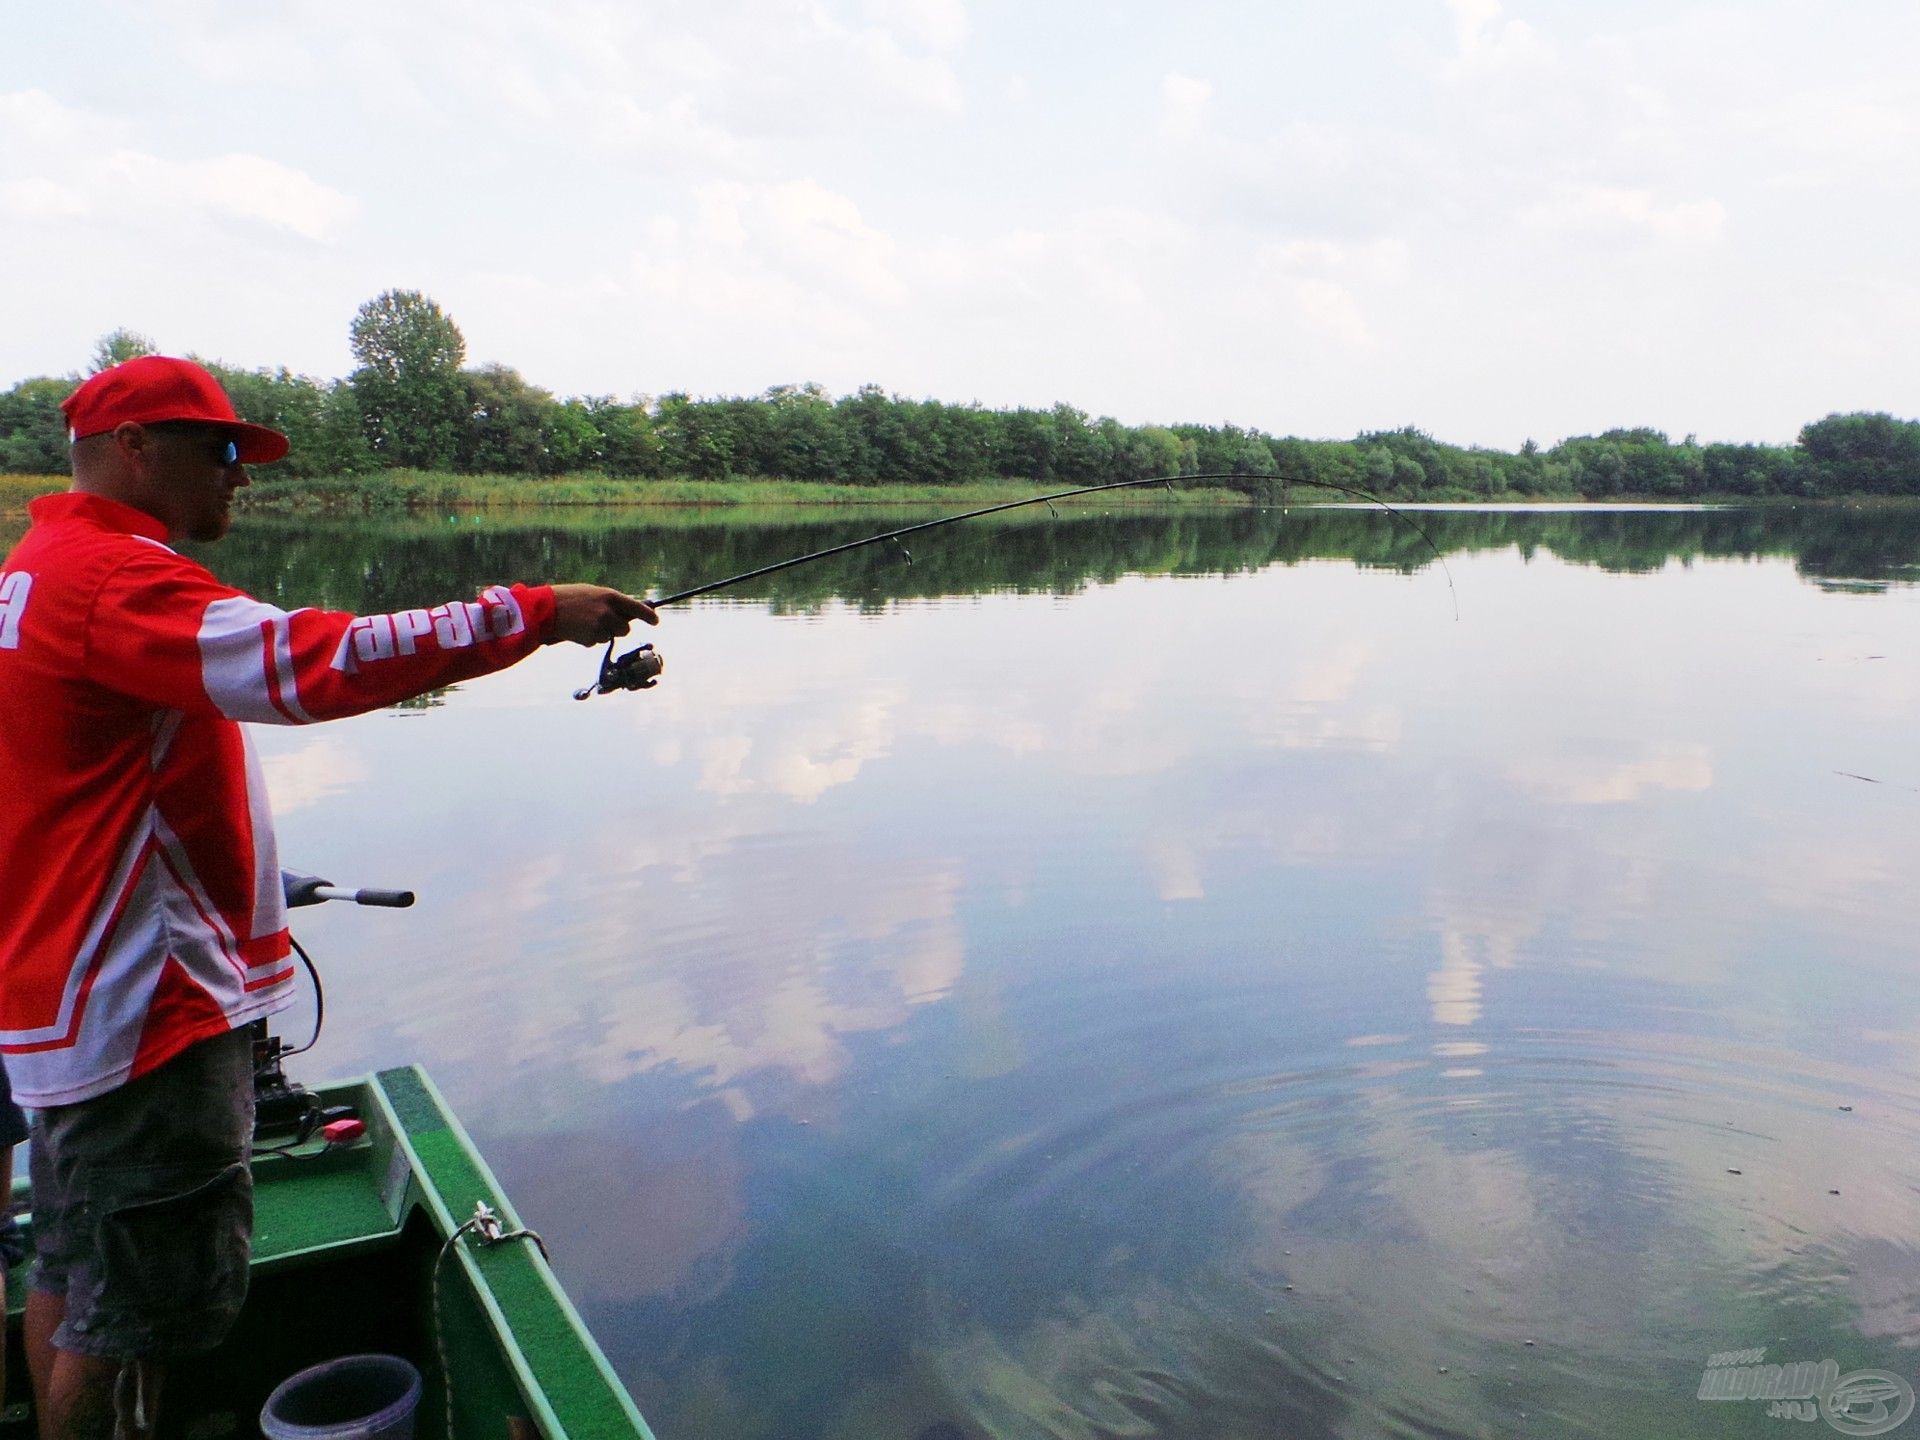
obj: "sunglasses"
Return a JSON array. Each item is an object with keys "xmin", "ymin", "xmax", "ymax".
[{"xmin": 148, "ymin": 423, "xmax": 241, "ymax": 467}]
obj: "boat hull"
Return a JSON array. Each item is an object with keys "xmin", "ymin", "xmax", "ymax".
[{"xmin": 5, "ymin": 1066, "xmax": 654, "ymax": 1440}]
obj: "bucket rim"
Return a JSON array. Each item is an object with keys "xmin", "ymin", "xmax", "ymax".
[{"xmin": 259, "ymin": 1352, "xmax": 424, "ymax": 1440}]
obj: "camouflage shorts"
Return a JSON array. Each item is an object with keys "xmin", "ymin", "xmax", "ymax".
[{"xmin": 29, "ymin": 1028, "xmax": 256, "ymax": 1360}]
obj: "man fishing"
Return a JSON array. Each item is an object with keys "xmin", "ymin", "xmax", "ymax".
[{"xmin": 0, "ymin": 355, "xmax": 657, "ymax": 1439}]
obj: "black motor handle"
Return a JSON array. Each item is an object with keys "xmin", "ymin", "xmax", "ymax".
[
  {"xmin": 338, "ymin": 887, "xmax": 415, "ymax": 908},
  {"xmin": 282, "ymin": 871, "xmax": 415, "ymax": 909}
]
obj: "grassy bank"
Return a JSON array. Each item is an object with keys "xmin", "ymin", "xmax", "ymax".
[
  {"xmin": 7, "ymin": 469, "xmax": 1910, "ymax": 520},
  {"xmin": 0, "ymin": 474, "xmax": 63, "ymax": 513},
  {"xmin": 3, "ymin": 469, "xmax": 1264, "ymax": 518},
  {"xmin": 227, "ymin": 471, "xmax": 1273, "ymax": 514}
]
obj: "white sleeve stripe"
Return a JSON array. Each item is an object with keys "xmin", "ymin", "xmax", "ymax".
[
  {"xmin": 269, "ymin": 612, "xmax": 315, "ymax": 723},
  {"xmin": 198, "ymin": 595, "xmax": 300, "ymax": 723}
]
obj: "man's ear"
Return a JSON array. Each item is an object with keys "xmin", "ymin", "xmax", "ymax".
[{"xmin": 112, "ymin": 422, "xmax": 152, "ymax": 462}]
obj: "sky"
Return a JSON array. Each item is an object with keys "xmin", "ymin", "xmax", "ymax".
[{"xmin": 2, "ymin": 0, "xmax": 1917, "ymax": 450}]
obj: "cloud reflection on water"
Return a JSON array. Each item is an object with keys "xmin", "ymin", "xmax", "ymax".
[{"xmin": 239, "ymin": 511, "xmax": 1920, "ymax": 1438}]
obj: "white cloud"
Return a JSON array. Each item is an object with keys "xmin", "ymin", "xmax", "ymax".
[
  {"xmin": 555, "ymin": 862, "xmax": 967, "ymax": 1096},
  {"xmin": 0, "ymin": 88, "xmax": 121, "ymax": 149},
  {"xmin": 1446, "ymin": 0, "xmax": 1500, "ymax": 45},
  {"xmin": 692, "ymin": 686, "xmax": 902, "ymax": 803},
  {"xmin": 1295, "ymin": 277, "xmax": 1372, "ymax": 348},
  {"xmin": 1148, "ymin": 835, "xmax": 1205, "ymax": 903},
  {"xmin": 1519, "ymin": 184, "xmax": 1726, "ymax": 246},
  {"xmin": 864, "ymin": 0, "xmax": 970, "ymax": 52},
  {"xmin": 112, "ymin": 151, "xmax": 358, "ymax": 242},
  {"xmin": 257, "ymin": 736, "xmax": 368, "ymax": 814},
  {"xmin": 763, "ymin": 179, "xmax": 906, "ymax": 302},
  {"xmin": 843, "ymin": 25, "xmax": 966, "ymax": 113},
  {"xmin": 1266, "ymin": 237, "xmax": 1411, "ymax": 285},
  {"xmin": 1726, "ymin": 85, "xmax": 1919, "ymax": 188},
  {"xmin": 1440, "ymin": 0, "xmax": 1550, "ymax": 75},
  {"xmin": 1239, "ymin": 237, "xmax": 1410, "ymax": 352},
  {"xmin": 0, "ymin": 89, "xmax": 357, "ymax": 244},
  {"xmin": 587, "ymin": 92, "xmax": 756, "ymax": 169},
  {"xmin": 1159, "ymin": 71, "xmax": 1212, "ymax": 141},
  {"xmin": 1508, "ymin": 743, "xmax": 1714, "ymax": 807},
  {"xmin": 621, "ymin": 177, "xmax": 908, "ymax": 360},
  {"xmin": 0, "ymin": 177, "xmax": 88, "ymax": 219}
]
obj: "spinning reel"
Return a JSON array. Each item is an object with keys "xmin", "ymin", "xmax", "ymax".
[{"xmin": 573, "ymin": 641, "xmax": 664, "ymax": 701}]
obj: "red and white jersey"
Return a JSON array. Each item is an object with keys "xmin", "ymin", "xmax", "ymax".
[{"xmin": 0, "ymin": 492, "xmax": 558, "ymax": 1106}]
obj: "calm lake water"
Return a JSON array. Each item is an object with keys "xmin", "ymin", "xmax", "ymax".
[{"xmin": 42, "ymin": 500, "xmax": 1920, "ymax": 1438}]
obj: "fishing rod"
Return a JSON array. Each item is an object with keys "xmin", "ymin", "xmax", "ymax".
[{"xmin": 573, "ymin": 470, "xmax": 1458, "ymax": 699}]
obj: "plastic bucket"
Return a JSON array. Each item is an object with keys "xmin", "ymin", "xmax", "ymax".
[{"xmin": 260, "ymin": 1354, "xmax": 422, "ymax": 1440}]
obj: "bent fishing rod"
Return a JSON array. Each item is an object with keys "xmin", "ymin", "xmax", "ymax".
[{"xmin": 573, "ymin": 470, "xmax": 1457, "ymax": 700}]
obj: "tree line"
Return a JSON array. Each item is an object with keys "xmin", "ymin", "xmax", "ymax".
[{"xmin": 3, "ymin": 290, "xmax": 1917, "ymax": 500}]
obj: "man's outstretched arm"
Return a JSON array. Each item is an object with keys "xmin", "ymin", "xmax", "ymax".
[{"xmin": 87, "ymin": 551, "xmax": 657, "ymax": 723}]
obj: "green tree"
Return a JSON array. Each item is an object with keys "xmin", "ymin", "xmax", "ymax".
[
  {"xmin": 1093, "ymin": 417, "xmax": 1163, "ymax": 481},
  {"xmin": 89, "ymin": 328, "xmax": 157, "ymax": 374},
  {"xmin": 991, "ymin": 408, "xmax": 1060, "ymax": 482},
  {"xmin": 1703, "ymin": 443, "xmax": 1797, "ymax": 497},
  {"xmin": 834, "ymin": 385, "xmax": 921, "ymax": 484},
  {"xmin": 1174, "ymin": 422, "xmax": 1280, "ymax": 482},
  {"xmin": 1800, "ymin": 412, "xmax": 1920, "ymax": 497},
  {"xmin": 1050, "ymin": 403, "xmax": 1106, "ymax": 484},
  {"xmin": 1268, "ymin": 438, "xmax": 1363, "ymax": 496},
  {"xmin": 581, "ymin": 397, "xmax": 661, "ymax": 477},
  {"xmin": 459, "ymin": 364, "xmax": 558, "ymax": 473},
  {"xmin": 713, "ymin": 397, "xmax": 777, "ymax": 477},
  {"xmin": 545, "ymin": 399, "xmax": 600, "ymax": 474},
  {"xmin": 763, "ymin": 384, "xmax": 846, "ymax": 481},
  {"xmin": 1124, "ymin": 425, "xmax": 1186, "ymax": 480},
  {"xmin": 196, "ymin": 361, "xmax": 373, "ymax": 478},
  {"xmin": 0, "ymin": 377, "xmax": 74, "ymax": 473},
  {"xmin": 653, "ymin": 393, "xmax": 739, "ymax": 479},
  {"xmin": 348, "ymin": 290, "xmax": 468, "ymax": 469}
]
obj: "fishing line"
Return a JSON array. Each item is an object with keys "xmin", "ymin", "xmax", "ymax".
[{"xmin": 574, "ymin": 470, "xmax": 1458, "ymax": 699}]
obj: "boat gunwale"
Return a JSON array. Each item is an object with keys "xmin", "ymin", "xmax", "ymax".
[{"xmin": 362, "ymin": 1065, "xmax": 656, "ymax": 1440}]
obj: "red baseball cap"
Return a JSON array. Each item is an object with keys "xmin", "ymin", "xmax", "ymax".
[{"xmin": 61, "ymin": 355, "xmax": 290, "ymax": 465}]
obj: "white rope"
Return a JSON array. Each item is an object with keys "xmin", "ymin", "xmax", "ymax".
[
  {"xmin": 111, "ymin": 1358, "xmax": 153, "ymax": 1439},
  {"xmin": 430, "ymin": 1203, "xmax": 551, "ymax": 1440}
]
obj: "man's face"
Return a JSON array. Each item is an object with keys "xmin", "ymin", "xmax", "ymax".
[{"xmin": 142, "ymin": 423, "xmax": 251, "ymax": 541}]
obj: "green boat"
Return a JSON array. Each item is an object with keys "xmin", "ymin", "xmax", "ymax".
[{"xmin": 4, "ymin": 1064, "xmax": 657, "ymax": 1439}]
